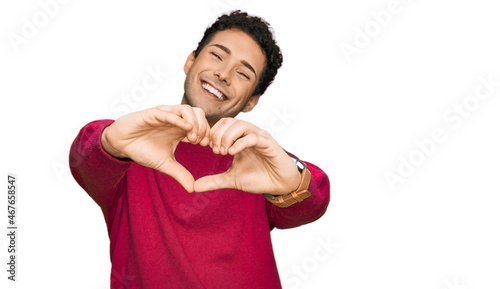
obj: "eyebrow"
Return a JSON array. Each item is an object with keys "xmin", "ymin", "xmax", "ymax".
[{"xmin": 210, "ymin": 44, "xmax": 257, "ymax": 78}]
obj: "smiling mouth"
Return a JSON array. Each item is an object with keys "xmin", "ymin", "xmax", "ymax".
[{"xmin": 202, "ymin": 82, "xmax": 227, "ymax": 101}]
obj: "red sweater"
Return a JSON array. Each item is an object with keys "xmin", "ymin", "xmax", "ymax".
[{"xmin": 69, "ymin": 120, "xmax": 330, "ymax": 289}]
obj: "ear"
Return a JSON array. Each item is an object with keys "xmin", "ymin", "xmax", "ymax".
[
  {"xmin": 184, "ymin": 51, "xmax": 196, "ymax": 74},
  {"xmin": 242, "ymin": 95, "xmax": 261, "ymax": 112}
]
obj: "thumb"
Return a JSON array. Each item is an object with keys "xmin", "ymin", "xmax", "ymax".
[
  {"xmin": 158, "ymin": 160, "xmax": 195, "ymax": 193},
  {"xmin": 194, "ymin": 172, "xmax": 235, "ymax": 192}
]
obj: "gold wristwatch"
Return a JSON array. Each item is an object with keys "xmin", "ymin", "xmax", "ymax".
[{"xmin": 264, "ymin": 158, "xmax": 311, "ymax": 208}]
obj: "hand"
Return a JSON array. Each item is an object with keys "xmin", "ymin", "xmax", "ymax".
[
  {"xmin": 193, "ymin": 118, "xmax": 301, "ymax": 195},
  {"xmin": 101, "ymin": 105, "xmax": 210, "ymax": 192}
]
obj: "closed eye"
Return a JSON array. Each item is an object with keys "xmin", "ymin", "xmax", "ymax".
[
  {"xmin": 238, "ymin": 72, "xmax": 250, "ymax": 80},
  {"xmin": 211, "ymin": 52, "xmax": 222, "ymax": 61}
]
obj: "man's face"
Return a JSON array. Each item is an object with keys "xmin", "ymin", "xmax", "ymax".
[{"xmin": 182, "ymin": 29, "xmax": 267, "ymax": 126}]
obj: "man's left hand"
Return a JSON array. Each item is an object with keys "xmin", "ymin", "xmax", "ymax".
[{"xmin": 193, "ymin": 118, "xmax": 301, "ymax": 195}]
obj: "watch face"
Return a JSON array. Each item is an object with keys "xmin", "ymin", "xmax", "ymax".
[{"xmin": 293, "ymin": 158, "xmax": 307, "ymax": 172}]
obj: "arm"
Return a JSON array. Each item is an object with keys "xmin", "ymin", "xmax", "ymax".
[{"xmin": 69, "ymin": 119, "xmax": 133, "ymax": 212}]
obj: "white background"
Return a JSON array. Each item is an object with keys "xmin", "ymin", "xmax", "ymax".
[{"xmin": 1, "ymin": 0, "xmax": 500, "ymax": 288}]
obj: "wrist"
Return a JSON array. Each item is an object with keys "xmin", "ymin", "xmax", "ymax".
[
  {"xmin": 291, "ymin": 165, "xmax": 302, "ymax": 193},
  {"xmin": 264, "ymin": 158, "xmax": 312, "ymax": 208},
  {"xmin": 277, "ymin": 156, "xmax": 302, "ymax": 195},
  {"xmin": 101, "ymin": 126, "xmax": 127, "ymax": 159}
]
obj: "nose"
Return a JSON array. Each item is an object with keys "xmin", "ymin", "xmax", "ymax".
[{"xmin": 214, "ymin": 65, "xmax": 231, "ymax": 86}]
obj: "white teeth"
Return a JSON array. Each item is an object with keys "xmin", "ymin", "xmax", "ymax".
[{"xmin": 202, "ymin": 83, "xmax": 224, "ymax": 100}]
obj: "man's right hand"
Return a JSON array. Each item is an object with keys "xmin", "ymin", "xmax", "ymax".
[{"xmin": 101, "ymin": 105, "xmax": 210, "ymax": 192}]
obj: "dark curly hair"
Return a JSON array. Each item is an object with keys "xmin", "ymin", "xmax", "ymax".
[{"xmin": 194, "ymin": 10, "xmax": 283, "ymax": 97}]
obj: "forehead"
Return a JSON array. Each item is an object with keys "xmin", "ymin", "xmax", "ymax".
[{"xmin": 206, "ymin": 29, "xmax": 266, "ymax": 75}]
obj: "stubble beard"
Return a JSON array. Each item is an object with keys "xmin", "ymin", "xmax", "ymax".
[
  {"xmin": 183, "ymin": 72, "xmax": 251, "ymax": 126},
  {"xmin": 182, "ymin": 75, "xmax": 224, "ymax": 124}
]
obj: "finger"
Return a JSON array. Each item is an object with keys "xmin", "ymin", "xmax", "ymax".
[
  {"xmin": 218, "ymin": 122, "xmax": 255, "ymax": 155},
  {"xmin": 200, "ymin": 135, "xmax": 210, "ymax": 147},
  {"xmin": 194, "ymin": 172, "xmax": 235, "ymax": 192},
  {"xmin": 178, "ymin": 106, "xmax": 199, "ymax": 143},
  {"xmin": 157, "ymin": 159, "xmax": 195, "ymax": 192},
  {"xmin": 208, "ymin": 117, "xmax": 228, "ymax": 146},
  {"xmin": 150, "ymin": 109, "xmax": 193, "ymax": 132},
  {"xmin": 209, "ymin": 118, "xmax": 234, "ymax": 154},
  {"xmin": 227, "ymin": 133, "xmax": 259, "ymax": 155},
  {"xmin": 192, "ymin": 107, "xmax": 210, "ymax": 145},
  {"xmin": 156, "ymin": 105, "xmax": 199, "ymax": 142}
]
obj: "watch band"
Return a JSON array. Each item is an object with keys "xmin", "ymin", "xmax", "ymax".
[{"xmin": 264, "ymin": 158, "xmax": 312, "ymax": 208}]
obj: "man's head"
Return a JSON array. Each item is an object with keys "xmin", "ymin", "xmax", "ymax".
[{"xmin": 182, "ymin": 11, "xmax": 283, "ymax": 125}]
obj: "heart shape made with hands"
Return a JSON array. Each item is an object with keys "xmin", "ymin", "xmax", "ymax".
[
  {"xmin": 172, "ymin": 133, "xmax": 268, "ymax": 194},
  {"xmin": 165, "ymin": 121, "xmax": 300, "ymax": 196},
  {"xmin": 103, "ymin": 106, "xmax": 301, "ymax": 196}
]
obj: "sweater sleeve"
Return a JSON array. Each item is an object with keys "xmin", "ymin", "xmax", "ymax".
[
  {"xmin": 69, "ymin": 120, "xmax": 133, "ymax": 214},
  {"xmin": 266, "ymin": 158, "xmax": 330, "ymax": 230}
]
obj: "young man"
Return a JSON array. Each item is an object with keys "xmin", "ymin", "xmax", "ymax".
[{"xmin": 70, "ymin": 11, "xmax": 330, "ymax": 288}]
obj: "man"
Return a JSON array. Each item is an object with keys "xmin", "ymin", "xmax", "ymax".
[{"xmin": 70, "ymin": 11, "xmax": 330, "ymax": 288}]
